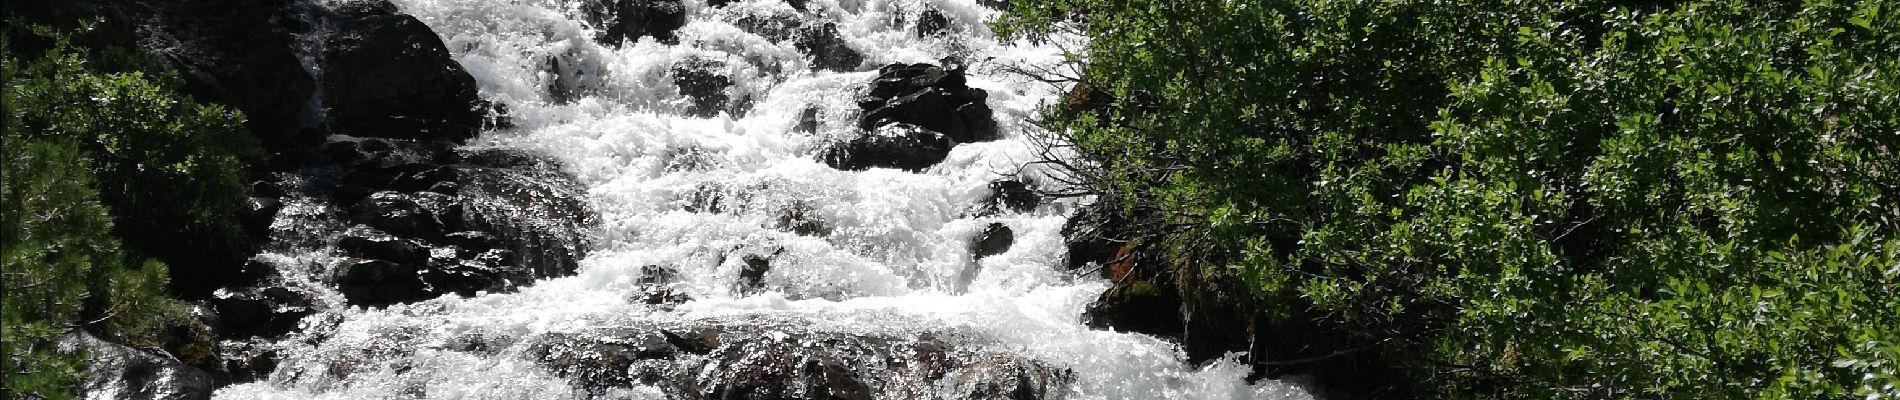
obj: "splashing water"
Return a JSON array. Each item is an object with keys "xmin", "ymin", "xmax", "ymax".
[{"xmin": 216, "ymin": 0, "xmax": 1316, "ymax": 398}]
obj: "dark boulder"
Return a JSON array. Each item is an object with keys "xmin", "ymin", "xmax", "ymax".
[
  {"xmin": 454, "ymin": 149, "xmax": 594, "ymax": 279},
  {"xmin": 220, "ymin": 339, "xmax": 280, "ymax": 384},
  {"xmin": 673, "ymin": 57, "xmax": 734, "ymax": 118},
  {"xmin": 350, "ymin": 191, "xmax": 454, "ymax": 239},
  {"xmin": 323, "ymin": 12, "xmax": 488, "ymax": 142},
  {"xmin": 738, "ymin": 254, "xmax": 773, "ymax": 295},
  {"xmin": 579, "ymin": 0, "xmax": 687, "ymax": 47},
  {"xmin": 422, "ymin": 248, "xmax": 528, "ymax": 297},
  {"xmin": 59, "ymin": 333, "xmax": 216, "ymax": 400},
  {"xmin": 1059, "ymin": 198, "xmax": 1136, "ymax": 272},
  {"xmin": 209, "ymin": 285, "xmax": 316, "ymax": 339},
  {"xmin": 915, "ymin": 9, "xmax": 951, "ymax": 37},
  {"xmin": 444, "ymin": 230, "xmax": 504, "ymax": 252},
  {"xmin": 857, "ymin": 63, "xmax": 998, "ymax": 143},
  {"xmin": 338, "ymin": 225, "xmax": 430, "ymax": 265},
  {"xmin": 636, "ymin": 265, "xmax": 691, "ymax": 305},
  {"xmin": 1083, "ymin": 278, "xmax": 1184, "ymax": 338},
  {"xmin": 820, "ymin": 123, "xmax": 955, "ymax": 171},
  {"xmin": 795, "ymin": 23, "xmax": 864, "ymax": 72},
  {"xmin": 139, "ymin": 0, "xmax": 317, "ymax": 150},
  {"xmin": 335, "ymin": 258, "xmax": 430, "ymax": 307},
  {"xmin": 972, "ymin": 223, "xmax": 1014, "ymax": 259},
  {"xmin": 244, "ymin": 196, "xmax": 284, "ymax": 235}
]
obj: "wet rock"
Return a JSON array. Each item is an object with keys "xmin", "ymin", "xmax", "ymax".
[
  {"xmin": 794, "ymin": 107, "xmax": 821, "ymax": 134},
  {"xmin": 857, "ymin": 63, "xmax": 998, "ymax": 143},
  {"xmin": 220, "ymin": 339, "xmax": 279, "ymax": 384},
  {"xmin": 984, "ymin": 179, "xmax": 1041, "ymax": 214},
  {"xmin": 775, "ymin": 202, "xmax": 831, "ymax": 236},
  {"xmin": 139, "ymin": 0, "xmax": 316, "ymax": 150},
  {"xmin": 421, "ymin": 248, "xmax": 528, "ymax": 297},
  {"xmin": 807, "ymin": 356, "xmax": 875, "ymax": 400},
  {"xmin": 579, "ymin": 0, "xmax": 687, "ymax": 47},
  {"xmin": 350, "ymin": 191, "xmax": 450, "ymax": 239},
  {"xmin": 389, "ymin": 165, "xmax": 461, "ymax": 193},
  {"xmin": 1083, "ymin": 278, "xmax": 1184, "ymax": 337},
  {"xmin": 738, "ymin": 254, "xmax": 773, "ymax": 295},
  {"xmin": 323, "ymin": 11, "xmax": 488, "ymax": 142},
  {"xmin": 661, "ymin": 328, "xmax": 721, "ymax": 354},
  {"xmin": 820, "ymin": 123, "xmax": 955, "ymax": 171},
  {"xmin": 453, "ymin": 149, "xmax": 594, "ymax": 279},
  {"xmin": 916, "ymin": 9, "xmax": 951, "ymax": 37},
  {"xmin": 940, "ymin": 355, "xmax": 1073, "ymax": 400},
  {"xmin": 511, "ymin": 322, "xmax": 1074, "ymax": 399},
  {"xmin": 796, "ymin": 22, "xmax": 864, "ymax": 72},
  {"xmin": 972, "ymin": 223, "xmax": 1014, "ymax": 259},
  {"xmin": 444, "ymin": 230, "xmax": 504, "ymax": 252},
  {"xmin": 335, "ymin": 258, "xmax": 430, "ymax": 307},
  {"xmin": 338, "ymin": 225, "xmax": 430, "ymax": 265},
  {"xmin": 527, "ymin": 330, "xmax": 681, "ymax": 393},
  {"xmin": 209, "ymin": 286, "xmax": 316, "ymax": 339},
  {"xmin": 673, "ymin": 57, "xmax": 734, "ymax": 118},
  {"xmin": 636, "ymin": 265, "xmax": 691, "ymax": 305},
  {"xmin": 59, "ymin": 332, "xmax": 216, "ymax": 400},
  {"xmin": 1060, "ymin": 199, "xmax": 1136, "ymax": 272},
  {"xmin": 161, "ymin": 304, "xmax": 224, "ymax": 374},
  {"xmin": 245, "ymin": 196, "xmax": 284, "ymax": 234},
  {"xmin": 251, "ymin": 180, "xmax": 288, "ymax": 198}
]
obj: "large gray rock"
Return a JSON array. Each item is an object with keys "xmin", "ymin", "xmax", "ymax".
[{"xmin": 60, "ymin": 333, "xmax": 216, "ymax": 400}]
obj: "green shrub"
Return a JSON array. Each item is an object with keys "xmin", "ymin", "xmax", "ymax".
[
  {"xmin": 1000, "ymin": 0, "xmax": 1900, "ymax": 397},
  {"xmin": 8, "ymin": 27, "xmax": 257, "ymax": 298},
  {"xmin": 3, "ymin": 28, "xmax": 245, "ymax": 398}
]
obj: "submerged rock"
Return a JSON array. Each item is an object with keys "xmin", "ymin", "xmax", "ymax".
[{"xmin": 673, "ymin": 57, "xmax": 735, "ymax": 118}]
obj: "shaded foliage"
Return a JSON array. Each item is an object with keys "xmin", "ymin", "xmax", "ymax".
[
  {"xmin": 1000, "ymin": 0, "xmax": 1900, "ymax": 397},
  {"xmin": 3, "ymin": 27, "xmax": 246, "ymax": 398}
]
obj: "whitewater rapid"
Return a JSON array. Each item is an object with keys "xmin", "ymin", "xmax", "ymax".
[{"xmin": 216, "ymin": 0, "xmax": 1315, "ymax": 398}]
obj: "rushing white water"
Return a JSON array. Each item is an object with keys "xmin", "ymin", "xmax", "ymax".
[{"xmin": 216, "ymin": 0, "xmax": 1315, "ymax": 398}]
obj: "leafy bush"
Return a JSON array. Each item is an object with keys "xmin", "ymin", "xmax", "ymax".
[
  {"xmin": 3, "ymin": 28, "xmax": 247, "ymax": 398},
  {"xmin": 1000, "ymin": 0, "xmax": 1900, "ymax": 397},
  {"xmin": 8, "ymin": 26, "xmax": 257, "ymax": 298}
]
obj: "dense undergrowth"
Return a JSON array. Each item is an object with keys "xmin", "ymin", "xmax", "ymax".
[
  {"xmin": 999, "ymin": 0, "xmax": 1900, "ymax": 397},
  {"xmin": 3, "ymin": 22, "xmax": 254, "ymax": 398}
]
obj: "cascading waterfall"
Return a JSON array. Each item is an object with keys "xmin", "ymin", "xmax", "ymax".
[{"xmin": 217, "ymin": 0, "xmax": 1317, "ymax": 398}]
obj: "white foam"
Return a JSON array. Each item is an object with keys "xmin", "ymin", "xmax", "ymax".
[{"xmin": 218, "ymin": 0, "xmax": 1315, "ymax": 398}]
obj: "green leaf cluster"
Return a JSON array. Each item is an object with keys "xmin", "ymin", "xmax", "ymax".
[
  {"xmin": 3, "ymin": 27, "xmax": 251, "ymax": 398},
  {"xmin": 1000, "ymin": 0, "xmax": 1900, "ymax": 397}
]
